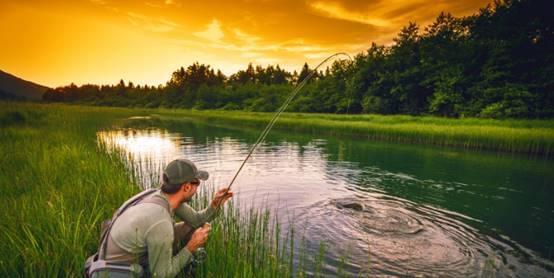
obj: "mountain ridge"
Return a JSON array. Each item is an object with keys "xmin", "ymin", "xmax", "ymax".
[{"xmin": 0, "ymin": 70, "xmax": 50, "ymax": 100}]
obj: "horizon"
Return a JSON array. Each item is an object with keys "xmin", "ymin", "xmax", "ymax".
[{"xmin": 1, "ymin": 0, "xmax": 490, "ymax": 88}]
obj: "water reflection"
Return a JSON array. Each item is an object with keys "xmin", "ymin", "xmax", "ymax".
[
  {"xmin": 97, "ymin": 129, "xmax": 183, "ymax": 187},
  {"xmin": 97, "ymin": 123, "xmax": 554, "ymax": 277}
]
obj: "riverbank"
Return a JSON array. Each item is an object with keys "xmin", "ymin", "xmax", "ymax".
[
  {"xmin": 0, "ymin": 103, "xmax": 141, "ymax": 276},
  {"xmin": 154, "ymin": 109, "xmax": 554, "ymax": 157},
  {"xmin": 0, "ymin": 102, "xmax": 304, "ymax": 276}
]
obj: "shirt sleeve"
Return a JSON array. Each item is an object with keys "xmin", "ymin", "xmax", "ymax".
[
  {"xmin": 174, "ymin": 203, "xmax": 217, "ymax": 228},
  {"xmin": 145, "ymin": 220, "xmax": 192, "ymax": 278}
]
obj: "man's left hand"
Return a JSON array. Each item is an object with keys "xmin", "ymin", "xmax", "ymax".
[{"xmin": 211, "ymin": 188, "xmax": 233, "ymax": 208}]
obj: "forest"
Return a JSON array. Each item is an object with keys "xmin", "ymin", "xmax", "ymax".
[{"xmin": 43, "ymin": 0, "xmax": 554, "ymax": 119}]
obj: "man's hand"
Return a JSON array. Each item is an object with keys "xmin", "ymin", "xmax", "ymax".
[
  {"xmin": 185, "ymin": 223, "xmax": 211, "ymax": 253},
  {"xmin": 211, "ymin": 188, "xmax": 234, "ymax": 208}
]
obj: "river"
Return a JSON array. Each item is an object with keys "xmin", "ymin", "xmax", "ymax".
[{"xmin": 97, "ymin": 117, "xmax": 554, "ymax": 277}]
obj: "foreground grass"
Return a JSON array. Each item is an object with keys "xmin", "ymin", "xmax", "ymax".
[
  {"xmin": 0, "ymin": 103, "xmax": 142, "ymax": 276},
  {"xmin": 0, "ymin": 102, "xmax": 306, "ymax": 277},
  {"xmin": 153, "ymin": 109, "xmax": 554, "ymax": 157}
]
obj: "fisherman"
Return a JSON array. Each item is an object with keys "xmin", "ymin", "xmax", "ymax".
[{"xmin": 97, "ymin": 159, "xmax": 233, "ymax": 277}]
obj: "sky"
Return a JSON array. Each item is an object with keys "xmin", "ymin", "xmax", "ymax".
[{"xmin": 1, "ymin": 0, "xmax": 490, "ymax": 88}]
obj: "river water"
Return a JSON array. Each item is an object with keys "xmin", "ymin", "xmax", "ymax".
[{"xmin": 97, "ymin": 117, "xmax": 554, "ymax": 277}]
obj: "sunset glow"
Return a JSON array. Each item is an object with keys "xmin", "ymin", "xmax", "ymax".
[{"xmin": 1, "ymin": 0, "xmax": 490, "ymax": 87}]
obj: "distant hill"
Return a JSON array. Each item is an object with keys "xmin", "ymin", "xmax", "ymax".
[{"xmin": 0, "ymin": 70, "xmax": 50, "ymax": 101}]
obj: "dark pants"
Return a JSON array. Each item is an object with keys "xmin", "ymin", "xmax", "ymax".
[
  {"xmin": 173, "ymin": 222, "xmax": 198, "ymax": 277},
  {"xmin": 173, "ymin": 222, "xmax": 196, "ymax": 254}
]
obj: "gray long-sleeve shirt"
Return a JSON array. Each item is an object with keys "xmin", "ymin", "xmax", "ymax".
[{"xmin": 108, "ymin": 190, "xmax": 216, "ymax": 277}]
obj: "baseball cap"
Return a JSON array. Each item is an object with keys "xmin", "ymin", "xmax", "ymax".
[{"xmin": 163, "ymin": 159, "xmax": 209, "ymax": 186}]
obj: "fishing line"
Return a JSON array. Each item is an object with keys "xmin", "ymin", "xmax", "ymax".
[{"xmin": 226, "ymin": 52, "xmax": 353, "ymax": 192}]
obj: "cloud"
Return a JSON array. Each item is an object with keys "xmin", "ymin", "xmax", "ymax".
[
  {"xmin": 305, "ymin": 52, "xmax": 332, "ymax": 59},
  {"xmin": 89, "ymin": 0, "xmax": 106, "ymax": 5},
  {"xmin": 127, "ymin": 12, "xmax": 180, "ymax": 33},
  {"xmin": 241, "ymin": 52, "xmax": 263, "ymax": 58},
  {"xmin": 280, "ymin": 40, "xmax": 330, "ymax": 52},
  {"xmin": 164, "ymin": 0, "xmax": 182, "ymax": 7},
  {"xmin": 194, "ymin": 19, "xmax": 224, "ymax": 42},
  {"xmin": 145, "ymin": 2, "xmax": 163, "ymax": 8},
  {"xmin": 309, "ymin": 1, "xmax": 391, "ymax": 27},
  {"xmin": 233, "ymin": 28, "xmax": 261, "ymax": 44}
]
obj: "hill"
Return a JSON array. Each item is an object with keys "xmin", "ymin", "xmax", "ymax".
[{"xmin": 0, "ymin": 70, "xmax": 50, "ymax": 100}]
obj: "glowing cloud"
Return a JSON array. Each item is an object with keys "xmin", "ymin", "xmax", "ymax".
[
  {"xmin": 310, "ymin": 1, "xmax": 391, "ymax": 27},
  {"xmin": 194, "ymin": 19, "xmax": 224, "ymax": 42},
  {"xmin": 127, "ymin": 12, "xmax": 180, "ymax": 33}
]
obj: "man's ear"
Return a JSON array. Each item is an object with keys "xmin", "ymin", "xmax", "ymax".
[{"xmin": 181, "ymin": 183, "xmax": 190, "ymax": 193}]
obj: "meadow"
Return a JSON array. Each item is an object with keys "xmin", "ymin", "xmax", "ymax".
[{"xmin": 0, "ymin": 102, "xmax": 313, "ymax": 277}]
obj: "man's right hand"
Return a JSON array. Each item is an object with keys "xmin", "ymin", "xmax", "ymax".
[{"xmin": 185, "ymin": 223, "xmax": 211, "ymax": 253}]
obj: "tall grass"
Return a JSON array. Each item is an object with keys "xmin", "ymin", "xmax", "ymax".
[
  {"xmin": 0, "ymin": 102, "xmax": 321, "ymax": 277},
  {"xmin": 0, "ymin": 103, "xmax": 143, "ymax": 276},
  {"xmin": 189, "ymin": 187, "xmax": 294, "ymax": 277},
  {"xmin": 154, "ymin": 109, "xmax": 554, "ymax": 157}
]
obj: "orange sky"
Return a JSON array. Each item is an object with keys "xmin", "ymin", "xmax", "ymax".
[{"xmin": 0, "ymin": 0, "xmax": 490, "ymax": 87}]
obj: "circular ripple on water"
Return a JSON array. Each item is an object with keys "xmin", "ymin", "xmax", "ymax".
[
  {"xmin": 333, "ymin": 197, "xmax": 425, "ymax": 236},
  {"xmin": 297, "ymin": 194, "xmax": 554, "ymax": 277},
  {"xmin": 299, "ymin": 195, "xmax": 501, "ymax": 276}
]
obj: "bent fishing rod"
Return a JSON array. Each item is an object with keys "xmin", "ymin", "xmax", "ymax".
[{"xmin": 225, "ymin": 52, "xmax": 353, "ymax": 192}]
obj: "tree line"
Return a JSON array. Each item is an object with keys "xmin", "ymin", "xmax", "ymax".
[{"xmin": 44, "ymin": 0, "xmax": 553, "ymax": 118}]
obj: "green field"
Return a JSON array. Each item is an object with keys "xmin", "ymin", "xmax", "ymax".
[{"xmin": 0, "ymin": 102, "xmax": 309, "ymax": 277}]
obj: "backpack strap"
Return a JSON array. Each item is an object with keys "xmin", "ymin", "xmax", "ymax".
[
  {"xmin": 115, "ymin": 188, "xmax": 159, "ymax": 217},
  {"xmin": 98, "ymin": 188, "xmax": 158, "ymax": 260},
  {"xmin": 139, "ymin": 194, "xmax": 171, "ymax": 213}
]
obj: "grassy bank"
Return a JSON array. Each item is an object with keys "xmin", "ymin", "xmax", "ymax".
[
  {"xmin": 0, "ymin": 102, "xmax": 307, "ymax": 277},
  {"xmin": 0, "ymin": 103, "xmax": 142, "ymax": 276},
  {"xmin": 153, "ymin": 109, "xmax": 554, "ymax": 157}
]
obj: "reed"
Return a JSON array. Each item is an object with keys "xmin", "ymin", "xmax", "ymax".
[{"xmin": 189, "ymin": 190, "xmax": 297, "ymax": 277}]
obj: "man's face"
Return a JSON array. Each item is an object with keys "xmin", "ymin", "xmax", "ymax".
[{"xmin": 182, "ymin": 178, "xmax": 200, "ymax": 202}]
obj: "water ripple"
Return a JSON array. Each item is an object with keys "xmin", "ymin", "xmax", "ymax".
[{"xmin": 296, "ymin": 193, "xmax": 554, "ymax": 277}]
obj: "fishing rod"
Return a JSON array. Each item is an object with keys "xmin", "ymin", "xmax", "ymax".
[{"xmin": 225, "ymin": 52, "xmax": 353, "ymax": 192}]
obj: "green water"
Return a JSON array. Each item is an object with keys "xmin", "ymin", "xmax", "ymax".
[{"xmin": 99, "ymin": 118, "xmax": 554, "ymax": 276}]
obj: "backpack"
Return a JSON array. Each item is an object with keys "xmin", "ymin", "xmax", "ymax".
[{"xmin": 84, "ymin": 188, "xmax": 169, "ymax": 278}]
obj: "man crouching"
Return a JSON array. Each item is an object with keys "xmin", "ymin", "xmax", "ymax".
[{"xmin": 103, "ymin": 159, "xmax": 233, "ymax": 277}]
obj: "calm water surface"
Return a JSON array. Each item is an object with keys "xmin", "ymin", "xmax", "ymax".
[{"xmin": 97, "ymin": 118, "xmax": 554, "ymax": 277}]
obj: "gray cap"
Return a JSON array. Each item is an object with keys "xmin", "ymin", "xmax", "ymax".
[{"xmin": 163, "ymin": 159, "xmax": 209, "ymax": 186}]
